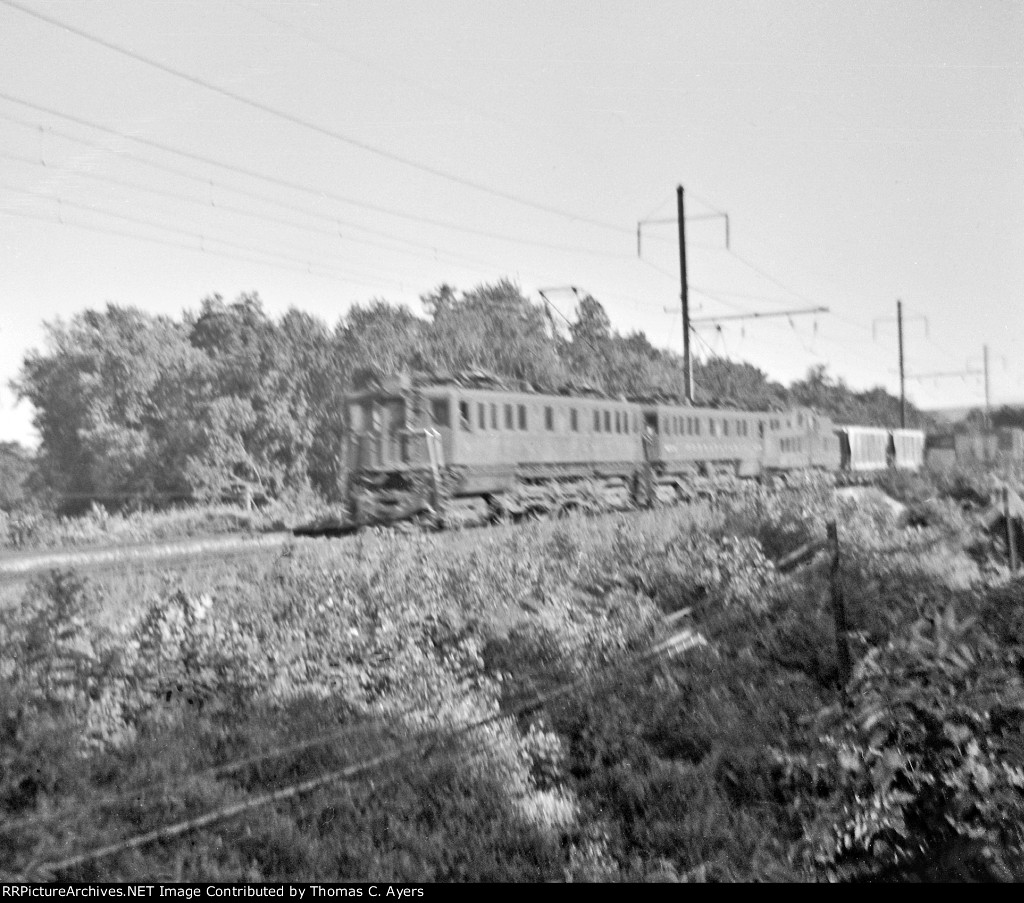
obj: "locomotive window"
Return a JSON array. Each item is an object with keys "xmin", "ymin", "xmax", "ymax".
[
  {"xmin": 459, "ymin": 401, "xmax": 471, "ymax": 430},
  {"xmin": 545, "ymin": 406, "xmax": 554, "ymax": 430},
  {"xmin": 604, "ymin": 411, "xmax": 611, "ymax": 432},
  {"xmin": 624, "ymin": 412, "xmax": 629, "ymax": 434},
  {"xmin": 431, "ymin": 399, "xmax": 450, "ymax": 428},
  {"xmin": 490, "ymin": 404, "xmax": 498, "ymax": 429},
  {"xmin": 723, "ymin": 420, "xmax": 730, "ymax": 437},
  {"xmin": 570, "ymin": 408, "xmax": 578, "ymax": 432},
  {"xmin": 478, "ymin": 403, "xmax": 486, "ymax": 429},
  {"xmin": 694, "ymin": 418, "xmax": 700, "ymax": 436},
  {"xmin": 518, "ymin": 405, "xmax": 527, "ymax": 430},
  {"xmin": 594, "ymin": 410, "xmax": 601, "ymax": 432},
  {"xmin": 709, "ymin": 419, "xmax": 718, "ymax": 437},
  {"xmin": 504, "ymin": 404, "xmax": 514, "ymax": 429},
  {"xmin": 348, "ymin": 404, "xmax": 364, "ymax": 431}
]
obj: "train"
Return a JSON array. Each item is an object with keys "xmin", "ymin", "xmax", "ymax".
[{"xmin": 298, "ymin": 371, "xmax": 929, "ymax": 533}]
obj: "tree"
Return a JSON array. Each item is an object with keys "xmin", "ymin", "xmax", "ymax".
[
  {"xmin": 0, "ymin": 442, "xmax": 34, "ymax": 511},
  {"xmin": 183, "ymin": 294, "xmax": 329, "ymax": 502},
  {"xmin": 424, "ymin": 280, "xmax": 567, "ymax": 388},
  {"xmin": 13, "ymin": 305, "xmax": 202, "ymax": 511}
]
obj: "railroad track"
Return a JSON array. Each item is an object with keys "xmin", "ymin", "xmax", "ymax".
[{"xmin": 0, "ymin": 530, "xmax": 295, "ymax": 586}]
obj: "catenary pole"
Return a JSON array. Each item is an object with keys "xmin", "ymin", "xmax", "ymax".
[
  {"xmin": 677, "ymin": 185, "xmax": 693, "ymax": 403},
  {"xmin": 897, "ymin": 299, "xmax": 905, "ymax": 428}
]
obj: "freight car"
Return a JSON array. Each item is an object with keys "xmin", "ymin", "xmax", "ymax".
[
  {"xmin": 926, "ymin": 427, "xmax": 1024, "ymax": 470},
  {"xmin": 303, "ymin": 373, "xmax": 926, "ymax": 532}
]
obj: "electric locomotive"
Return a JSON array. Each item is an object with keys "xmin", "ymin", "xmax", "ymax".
[{"xmin": 299, "ymin": 371, "xmax": 926, "ymax": 533}]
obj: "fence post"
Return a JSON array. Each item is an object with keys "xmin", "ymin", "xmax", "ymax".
[
  {"xmin": 1005, "ymin": 486, "xmax": 1020, "ymax": 571},
  {"xmin": 827, "ymin": 520, "xmax": 852, "ymax": 684}
]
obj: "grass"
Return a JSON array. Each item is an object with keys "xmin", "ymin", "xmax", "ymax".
[{"xmin": 1, "ymin": 474, "xmax": 1021, "ymax": 881}]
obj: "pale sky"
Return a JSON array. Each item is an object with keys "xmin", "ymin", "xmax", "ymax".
[{"xmin": 2, "ymin": 0, "xmax": 1022, "ymax": 446}]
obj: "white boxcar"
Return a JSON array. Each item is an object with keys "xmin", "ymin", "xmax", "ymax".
[
  {"xmin": 890, "ymin": 429, "xmax": 925, "ymax": 470},
  {"xmin": 837, "ymin": 426, "xmax": 890, "ymax": 471}
]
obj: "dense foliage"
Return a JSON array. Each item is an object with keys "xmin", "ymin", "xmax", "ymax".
[
  {"xmin": 2, "ymin": 479, "xmax": 1021, "ymax": 881},
  {"xmin": 11, "ymin": 282, "xmax": 930, "ymax": 514}
]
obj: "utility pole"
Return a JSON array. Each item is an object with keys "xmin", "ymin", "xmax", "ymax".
[
  {"xmin": 637, "ymin": 189, "xmax": 727, "ymax": 405},
  {"xmin": 677, "ymin": 185, "xmax": 693, "ymax": 403},
  {"xmin": 897, "ymin": 300, "xmax": 905, "ymax": 428},
  {"xmin": 874, "ymin": 302, "xmax": 927, "ymax": 428}
]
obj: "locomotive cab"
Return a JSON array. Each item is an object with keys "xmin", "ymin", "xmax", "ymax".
[{"xmin": 344, "ymin": 386, "xmax": 444, "ymax": 526}]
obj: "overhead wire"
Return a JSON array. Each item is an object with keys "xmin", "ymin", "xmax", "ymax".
[
  {"xmin": 1, "ymin": 204, "xmax": 405, "ymax": 291},
  {"xmin": 1, "ymin": 179, "xmax": 425, "ymax": 287},
  {"xmin": 0, "ymin": 112, "xmax": 527, "ymax": 273},
  {"xmin": 1, "ymin": 0, "xmax": 633, "ymax": 235},
  {"xmin": 0, "ymin": 93, "xmax": 635, "ymax": 258},
  {"xmin": 0, "ymin": 149, "xmax": 512, "ymax": 281}
]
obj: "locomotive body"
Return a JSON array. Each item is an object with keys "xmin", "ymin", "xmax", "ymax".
[{"xmin": 320, "ymin": 374, "xmax": 928, "ymax": 531}]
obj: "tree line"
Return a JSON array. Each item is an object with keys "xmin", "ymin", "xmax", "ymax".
[{"xmin": 6, "ymin": 280, "xmax": 930, "ymax": 513}]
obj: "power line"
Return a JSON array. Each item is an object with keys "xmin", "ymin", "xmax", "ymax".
[
  {"xmin": 0, "ymin": 148, "xmax": 509, "ymax": 280},
  {"xmin": 0, "ymin": 204, "xmax": 404, "ymax": 291},
  {"xmin": 0, "ymin": 94, "xmax": 633, "ymax": 259},
  {"xmin": 229, "ymin": 0, "xmax": 513, "ymax": 132},
  {"xmin": 1, "ymin": 179, "xmax": 420, "ymax": 286},
  {"xmin": 1, "ymin": 0, "xmax": 632, "ymax": 235},
  {"xmin": 0, "ymin": 112, "xmax": 518, "ymax": 271}
]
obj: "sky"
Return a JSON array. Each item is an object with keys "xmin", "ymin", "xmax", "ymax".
[{"xmin": 1, "ymin": 0, "xmax": 1021, "ymax": 446}]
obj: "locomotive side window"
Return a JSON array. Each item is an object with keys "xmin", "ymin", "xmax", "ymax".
[
  {"xmin": 604, "ymin": 411, "xmax": 611, "ymax": 432},
  {"xmin": 694, "ymin": 418, "xmax": 701, "ymax": 436},
  {"xmin": 544, "ymin": 406, "xmax": 554, "ymax": 430},
  {"xmin": 594, "ymin": 410, "xmax": 601, "ymax": 432},
  {"xmin": 723, "ymin": 420, "xmax": 730, "ymax": 437},
  {"xmin": 478, "ymin": 403, "xmax": 486, "ymax": 429},
  {"xmin": 518, "ymin": 405, "xmax": 527, "ymax": 430},
  {"xmin": 504, "ymin": 404, "xmax": 513, "ymax": 429},
  {"xmin": 459, "ymin": 401, "xmax": 471, "ymax": 431},
  {"xmin": 709, "ymin": 418, "xmax": 718, "ymax": 437},
  {"xmin": 570, "ymin": 408, "xmax": 578, "ymax": 431},
  {"xmin": 348, "ymin": 404, "xmax": 364, "ymax": 431},
  {"xmin": 490, "ymin": 404, "xmax": 497, "ymax": 429},
  {"xmin": 431, "ymin": 399, "xmax": 450, "ymax": 428}
]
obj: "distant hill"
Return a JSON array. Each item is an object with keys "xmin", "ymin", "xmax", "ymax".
[
  {"xmin": 925, "ymin": 406, "xmax": 977, "ymax": 425},
  {"xmin": 923, "ymin": 402, "xmax": 1024, "ymax": 429}
]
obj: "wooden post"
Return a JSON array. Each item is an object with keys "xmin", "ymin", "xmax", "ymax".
[
  {"xmin": 827, "ymin": 520, "xmax": 852, "ymax": 684},
  {"xmin": 1005, "ymin": 486, "xmax": 1020, "ymax": 571}
]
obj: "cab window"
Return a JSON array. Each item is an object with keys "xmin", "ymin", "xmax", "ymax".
[{"xmin": 431, "ymin": 399, "xmax": 450, "ymax": 428}]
